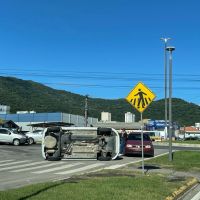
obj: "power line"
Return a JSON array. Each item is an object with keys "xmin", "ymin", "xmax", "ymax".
[
  {"xmin": 2, "ymin": 71, "xmax": 200, "ymax": 82},
  {"xmin": 1, "ymin": 67, "xmax": 200, "ymax": 77},
  {"xmin": 35, "ymin": 81, "xmax": 200, "ymax": 90}
]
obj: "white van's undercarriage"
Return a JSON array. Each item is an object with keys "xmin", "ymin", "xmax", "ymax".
[{"xmin": 42, "ymin": 127, "xmax": 119, "ymax": 161}]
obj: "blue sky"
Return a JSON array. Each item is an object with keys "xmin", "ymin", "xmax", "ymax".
[{"xmin": 0, "ymin": 0, "xmax": 200, "ymax": 104}]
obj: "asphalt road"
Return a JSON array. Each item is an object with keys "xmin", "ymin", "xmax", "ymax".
[{"xmin": 0, "ymin": 144, "xmax": 168, "ymax": 191}]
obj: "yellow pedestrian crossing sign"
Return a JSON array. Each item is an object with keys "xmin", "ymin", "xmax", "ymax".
[{"xmin": 126, "ymin": 82, "xmax": 156, "ymax": 113}]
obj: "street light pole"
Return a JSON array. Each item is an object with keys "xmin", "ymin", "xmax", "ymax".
[
  {"xmin": 166, "ymin": 46, "xmax": 175, "ymax": 161},
  {"xmin": 161, "ymin": 37, "xmax": 171, "ymax": 139},
  {"xmin": 85, "ymin": 95, "xmax": 88, "ymax": 127}
]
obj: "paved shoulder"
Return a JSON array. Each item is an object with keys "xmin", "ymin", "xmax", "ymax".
[{"xmin": 181, "ymin": 184, "xmax": 200, "ymax": 200}]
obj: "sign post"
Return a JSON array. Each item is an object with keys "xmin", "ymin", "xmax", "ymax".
[
  {"xmin": 140, "ymin": 112, "xmax": 144, "ymax": 174},
  {"xmin": 126, "ymin": 82, "xmax": 156, "ymax": 174}
]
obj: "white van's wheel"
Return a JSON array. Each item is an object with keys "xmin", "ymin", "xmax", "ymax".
[
  {"xmin": 28, "ymin": 138, "xmax": 34, "ymax": 144},
  {"xmin": 13, "ymin": 139, "xmax": 20, "ymax": 146}
]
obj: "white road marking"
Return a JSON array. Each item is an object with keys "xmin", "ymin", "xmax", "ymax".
[
  {"xmin": 191, "ymin": 190, "xmax": 200, "ymax": 200},
  {"xmin": 11, "ymin": 162, "xmax": 69, "ymax": 172},
  {"xmin": 62, "ymin": 159, "xmax": 97, "ymax": 161},
  {"xmin": 103, "ymin": 152, "xmax": 170, "ymax": 170},
  {"xmin": 0, "ymin": 160, "xmax": 14, "ymax": 163},
  {"xmin": 0, "ymin": 160, "xmax": 31, "ymax": 167},
  {"xmin": 0, "ymin": 161, "xmax": 47, "ymax": 171},
  {"xmin": 32, "ymin": 163, "xmax": 83, "ymax": 174},
  {"xmin": 55, "ymin": 163, "xmax": 105, "ymax": 175},
  {"xmin": 119, "ymin": 152, "xmax": 170, "ymax": 167},
  {"xmin": 104, "ymin": 164, "xmax": 127, "ymax": 169}
]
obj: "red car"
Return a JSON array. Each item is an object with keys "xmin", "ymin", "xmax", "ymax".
[{"xmin": 125, "ymin": 132, "xmax": 154, "ymax": 157}]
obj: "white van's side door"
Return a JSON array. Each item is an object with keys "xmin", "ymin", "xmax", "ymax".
[{"xmin": 0, "ymin": 129, "xmax": 12, "ymax": 143}]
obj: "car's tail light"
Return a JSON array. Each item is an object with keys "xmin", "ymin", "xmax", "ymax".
[
  {"xmin": 126, "ymin": 144, "xmax": 132, "ymax": 148},
  {"xmin": 145, "ymin": 145, "xmax": 152, "ymax": 149}
]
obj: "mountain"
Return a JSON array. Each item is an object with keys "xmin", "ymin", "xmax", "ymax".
[{"xmin": 0, "ymin": 76, "xmax": 200, "ymax": 126}]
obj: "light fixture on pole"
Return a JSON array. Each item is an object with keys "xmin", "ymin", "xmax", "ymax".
[
  {"xmin": 166, "ymin": 46, "xmax": 175, "ymax": 161},
  {"xmin": 160, "ymin": 37, "xmax": 171, "ymax": 139}
]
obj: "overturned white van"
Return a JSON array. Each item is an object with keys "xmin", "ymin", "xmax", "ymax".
[{"xmin": 42, "ymin": 127, "xmax": 120, "ymax": 161}]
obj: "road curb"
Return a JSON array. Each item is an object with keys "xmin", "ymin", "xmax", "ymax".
[{"xmin": 165, "ymin": 178, "xmax": 199, "ymax": 200}]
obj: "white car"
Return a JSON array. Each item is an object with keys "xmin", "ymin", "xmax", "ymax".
[
  {"xmin": 42, "ymin": 127, "xmax": 120, "ymax": 161},
  {"xmin": 26, "ymin": 130, "xmax": 43, "ymax": 144},
  {"xmin": 0, "ymin": 128, "xmax": 28, "ymax": 146}
]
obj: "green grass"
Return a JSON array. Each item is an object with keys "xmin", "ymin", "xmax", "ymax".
[
  {"xmin": 143, "ymin": 151, "xmax": 200, "ymax": 171},
  {"xmin": 161, "ymin": 140, "xmax": 200, "ymax": 144},
  {"xmin": 173, "ymin": 140, "xmax": 200, "ymax": 144},
  {"xmin": 0, "ymin": 170, "xmax": 189, "ymax": 200}
]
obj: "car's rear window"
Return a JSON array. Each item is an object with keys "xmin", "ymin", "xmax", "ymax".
[{"xmin": 128, "ymin": 133, "xmax": 150, "ymax": 141}]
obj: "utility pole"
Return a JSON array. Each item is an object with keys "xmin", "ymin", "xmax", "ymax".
[
  {"xmin": 161, "ymin": 37, "xmax": 171, "ymax": 139},
  {"xmin": 166, "ymin": 46, "xmax": 175, "ymax": 161},
  {"xmin": 84, "ymin": 95, "xmax": 88, "ymax": 127}
]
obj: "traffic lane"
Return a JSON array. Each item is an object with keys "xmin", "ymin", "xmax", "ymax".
[
  {"xmin": 0, "ymin": 153, "xmax": 167, "ymax": 192},
  {"xmin": 0, "ymin": 143, "xmax": 42, "ymax": 161},
  {"xmin": 0, "ymin": 158, "xmax": 144, "ymax": 191},
  {"xmin": 0, "ymin": 143, "xmax": 168, "ymax": 166},
  {"xmin": 1, "ymin": 143, "xmax": 197, "ymax": 161},
  {"xmin": 0, "ymin": 160, "xmax": 82, "ymax": 191},
  {"xmin": 0, "ymin": 144, "xmax": 168, "ymax": 191},
  {"xmin": 0, "ymin": 143, "xmax": 168, "ymax": 164}
]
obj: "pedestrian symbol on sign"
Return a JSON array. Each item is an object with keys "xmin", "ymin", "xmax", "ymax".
[
  {"xmin": 126, "ymin": 82, "xmax": 156, "ymax": 113},
  {"xmin": 130, "ymin": 88, "xmax": 153, "ymax": 109}
]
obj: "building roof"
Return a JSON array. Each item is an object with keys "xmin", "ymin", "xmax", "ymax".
[
  {"xmin": 180, "ymin": 126, "xmax": 199, "ymax": 132},
  {"xmin": 92, "ymin": 122, "xmax": 141, "ymax": 130},
  {"xmin": 27, "ymin": 122, "xmax": 74, "ymax": 128}
]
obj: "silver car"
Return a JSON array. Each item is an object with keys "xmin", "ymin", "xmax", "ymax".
[
  {"xmin": 42, "ymin": 127, "xmax": 120, "ymax": 161},
  {"xmin": 0, "ymin": 128, "xmax": 28, "ymax": 146},
  {"xmin": 25, "ymin": 130, "xmax": 43, "ymax": 144}
]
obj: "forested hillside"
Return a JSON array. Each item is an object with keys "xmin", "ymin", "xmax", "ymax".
[{"xmin": 0, "ymin": 76, "xmax": 200, "ymax": 126}]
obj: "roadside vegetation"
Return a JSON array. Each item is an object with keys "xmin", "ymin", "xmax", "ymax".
[
  {"xmin": 141, "ymin": 151, "xmax": 200, "ymax": 172},
  {"xmin": 160, "ymin": 140, "xmax": 200, "ymax": 144},
  {"xmin": 1, "ymin": 76, "xmax": 200, "ymax": 125},
  {"xmin": 173, "ymin": 140, "xmax": 200, "ymax": 144},
  {"xmin": 0, "ymin": 170, "xmax": 190, "ymax": 200}
]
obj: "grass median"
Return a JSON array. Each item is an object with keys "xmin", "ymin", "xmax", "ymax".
[
  {"xmin": 161, "ymin": 140, "xmax": 200, "ymax": 145},
  {"xmin": 0, "ymin": 170, "xmax": 190, "ymax": 200},
  {"xmin": 142, "ymin": 150, "xmax": 200, "ymax": 172},
  {"xmin": 173, "ymin": 140, "xmax": 200, "ymax": 144}
]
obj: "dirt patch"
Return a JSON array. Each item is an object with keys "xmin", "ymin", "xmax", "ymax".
[
  {"xmin": 61, "ymin": 170, "xmax": 136, "ymax": 183},
  {"xmin": 167, "ymin": 175, "xmax": 186, "ymax": 182},
  {"xmin": 86, "ymin": 171, "xmax": 136, "ymax": 178}
]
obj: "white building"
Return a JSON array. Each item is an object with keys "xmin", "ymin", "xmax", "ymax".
[
  {"xmin": 101, "ymin": 112, "xmax": 111, "ymax": 122},
  {"xmin": 0, "ymin": 105, "xmax": 10, "ymax": 114},
  {"xmin": 16, "ymin": 111, "xmax": 36, "ymax": 114},
  {"xmin": 195, "ymin": 123, "xmax": 200, "ymax": 130},
  {"xmin": 125, "ymin": 112, "xmax": 135, "ymax": 123},
  {"xmin": 16, "ymin": 111, "xmax": 29, "ymax": 114}
]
